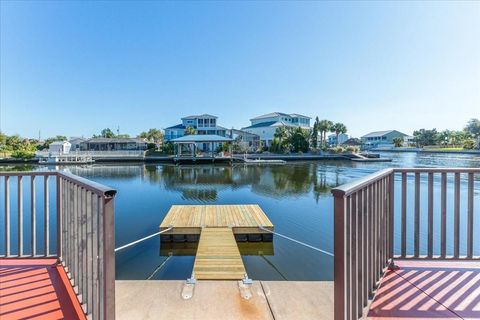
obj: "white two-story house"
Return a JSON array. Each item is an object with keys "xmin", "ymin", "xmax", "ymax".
[
  {"xmin": 164, "ymin": 114, "xmax": 228, "ymax": 142},
  {"xmin": 241, "ymin": 112, "xmax": 311, "ymax": 147}
]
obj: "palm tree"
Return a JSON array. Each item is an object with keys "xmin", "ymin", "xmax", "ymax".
[
  {"xmin": 311, "ymin": 117, "xmax": 320, "ymax": 149},
  {"xmin": 185, "ymin": 126, "xmax": 197, "ymax": 136},
  {"xmin": 331, "ymin": 123, "xmax": 347, "ymax": 146},
  {"xmin": 318, "ymin": 120, "xmax": 333, "ymax": 146}
]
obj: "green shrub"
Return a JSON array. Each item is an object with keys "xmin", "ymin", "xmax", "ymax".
[
  {"xmin": 11, "ymin": 150, "xmax": 35, "ymax": 159},
  {"xmin": 463, "ymin": 139, "xmax": 475, "ymax": 150}
]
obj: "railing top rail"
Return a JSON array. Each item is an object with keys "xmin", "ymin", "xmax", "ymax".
[
  {"xmin": 331, "ymin": 167, "xmax": 480, "ymax": 197},
  {"xmin": 393, "ymin": 167, "xmax": 480, "ymax": 173},
  {"xmin": 0, "ymin": 171, "xmax": 57, "ymax": 177},
  {"xmin": 0, "ymin": 171, "xmax": 116, "ymax": 197},
  {"xmin": 331, "ymin": 168, "xmax": 393, "ymax": 197},
  {"xmin": 57, "ymin": 171, "xmax": 117, "ymax": 197}
]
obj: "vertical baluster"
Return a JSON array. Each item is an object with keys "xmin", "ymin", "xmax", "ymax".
[
  {"xmin": 92, "ymin": 194, "xmax": 99, "ymax": 320},
  {"xmin": 333, "ymin": 192, "xmax": 346, "ymax": 320},
  {"xmin": 401, "ymin": 172, "xmax": 407, "ymax": 257},
  {"xmin": 427, "ymin": 173, "xmax": 434, "ymax": 258},
  {"xmin": 357, "ymin": 189, "xmax": 364, "ymax": 318},
  {"xmin": 382, "ymin": 177, "xmax": 387, "ymax": 265},
  {"xmin": 454, "ymin": 173, "xmax": 460, "ymax": 258},
  {"xmin": 414, "ymin": 173, "xmax": 420, "ymax": 257},
  {"xmin": 351, "ymin": 193, "xmax": 357, "ymax": 320},
  {"xmin": 368, "ymin": 185, "xmax": 376, "ymax": 298},
  {"xmin": 371, "ymin": 182, "xmax": 376, "ymax": 290},
  {"xmin": 31, "ymin": 176, "xmax": 36, "ymax": 256},
  {"xmin": 18, "ymin": 176, "xmax": 23, "ymax": 256},
  {"xmin": 441, "ymin": 173, "xmax": 447, "ymax": 258},
  {"xmin": 388, "ymin": 173, "xmax": 394, "ymax": 261},
  {"xmin": 81, "ymin": 188, "xmax": 87, "ymax": 304},
  {"xmin": 99, "ymin": 195, "xmax": 106, "ymax": 320},
  {"xmin": 73, "ymin": 184, "xmax": 79, "ymax": 285},
  {"xmin": 376, "ymin": 180, "xmax": 381, "ymax": 277},
  {"xmin": 61, "ymin": 178, "xmax": 66, "ymax": 264},
  {"xmin": 362, "ymin": 187, "xmax": 368, "ymax": 308},
  {"xmin": 65, "ymin": 181, "xmax": 70, "ymax": 269},
  {"xmin": 467, "ymin": 173, "xmax": 474, "ymax": 258},
  {"xmin": 44, "ymin": 175, "xmax": 50, "ymax": 256},
  {"xmin": 86, "ymin": 190, "xmax": 93, "ymax": 315},
  {"xmin": 103, "ymin": 194, "xmax": 115, "ymax": 320},
  {"xmin": 4, "ymin": 176, "xmax": 10, "ymax": 256},
  {"xmin": 56, "ymin": 174, "xmax": 62, "ymax": 257}
]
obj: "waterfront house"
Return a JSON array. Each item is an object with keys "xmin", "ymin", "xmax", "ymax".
[
  {"xmin": 48, "ymin": 140, "xmax": 71, "ymax": 154},
  {"xmin": 327, "ymin": 133, "xmax": 349, "ymax": 146},
  {"xmin": 164, "ymin": 114, "xmax": 227, "ymax": 142},
  {"xmin": 242, "ymin": 112, "xmax": 311, "ymax": 147},
  {"xmin": 80, "ymin": 138, "xmax": 147, "ymax": 151},
  {"xmin": 361, "ymin": 130, "xmax": 408, "ymax": 149},
  {"xmin": 69, "ymin": 137, "xmax": 87, "ymax": 151},
  {"xmin": 227, "ymin": 128, "xmax": 261, "ymax": 152}
]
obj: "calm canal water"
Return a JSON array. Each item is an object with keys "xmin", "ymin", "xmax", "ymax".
[{"xmin": 1, "ymin": 152, "xmax": 479, "ymax": 281}]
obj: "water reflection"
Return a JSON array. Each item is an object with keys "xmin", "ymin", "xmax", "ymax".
[{"xmin": 144, "ymin": 163, "xmax": 340, "ymax": 202}]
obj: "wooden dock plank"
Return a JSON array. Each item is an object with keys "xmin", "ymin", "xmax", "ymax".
[
  {"xmin": 159, "ymin": 205, "xmax": 273, "ymax": 234},
  {"xmin": 193, "ymin": 227, "xmax": 246, "ymax": 280}
]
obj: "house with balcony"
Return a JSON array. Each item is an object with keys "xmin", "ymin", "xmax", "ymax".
[
  {"xmin": 242, "ymin": 112, "xmax": 311, "ymax": 147},
  {"xmin": 164, "ymin": 114, "xmax": 227, "ymax": 142}
]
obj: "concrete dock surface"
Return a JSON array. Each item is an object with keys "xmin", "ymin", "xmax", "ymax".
[{"xmin": 116, "ymin": 280, "xmax": 334, "ymax": 320}]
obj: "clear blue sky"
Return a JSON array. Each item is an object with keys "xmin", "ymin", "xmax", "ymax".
[{"xmin": 1, "ymin": 1, "xmax": 479, "ymax": 138}]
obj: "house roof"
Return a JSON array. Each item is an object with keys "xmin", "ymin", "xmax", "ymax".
[
  {"xmin": 50, "ymin": 141, "xmax": 71, "ymax": 146},
  {"xmin": 242, "ymin": 121, "xmax": 294, "ymax": 130},
  {"xmin": 361, "ymin": 130, "xmax": 408, "ymax": 138},
  {"xmin": 86, "ymin": 138, "xmax": 146, "ymax": 144},
  {"xmin": 289, "ymin": 113, "xmax": 311, "ymax": 119},
  {"xmin": 250, "ymin": 112, "xmax": 291, "ymax": 121},
  {"xmin": 228, "ymin": 129, "xmax": 259, "ymax": 137},
  {"xmin": 250, "ymin": 112, "xmax": 311, "ymax": 121},
  {"xmin": 171, "ymin": 135, "xmax": 233, "ymax": 143},
  {"xmin": 181, "ymin": 114, "xmax": 218, "ymax": 120},
  {"xmin": 165, "ymin": 124, "xmax": 186, "ymax": 130}
]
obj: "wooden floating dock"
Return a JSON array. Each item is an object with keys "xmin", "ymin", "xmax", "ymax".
[
  {"xmin": 159, "ymin": 204, "xmax": 274, "ymax": 235},
  {"xmin": 159, "ymin": 205, "xmax": 274, "ymax": 280}
]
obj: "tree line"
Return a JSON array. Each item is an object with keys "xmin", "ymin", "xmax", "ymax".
[
  {"xmin": 411, "ymin": 119, "xmax": 480, "ymax": 149},
  {"xmin": 269, "ymin": 117, "xmax": 348, "ymax": 153}
]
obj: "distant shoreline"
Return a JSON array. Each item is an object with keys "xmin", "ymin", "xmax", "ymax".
[{"xmin": 373, "ymin": 148, "xmax": 480, "ymax": 155}]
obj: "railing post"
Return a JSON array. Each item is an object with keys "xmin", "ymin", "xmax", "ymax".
[
  {"xmin": 333, "ymin": 192, "xmax": 345, "ymax": 320},
  {"xmin": 103, "ymin": 195, "xmax": 116, "ymax": 320},
  {"xmin": 56, "ymin": 174, "xmax": 62, "ymax": 258},
  {"xmin": 388, "ymin": 172, "xmax": 394, "ymax": 261}
]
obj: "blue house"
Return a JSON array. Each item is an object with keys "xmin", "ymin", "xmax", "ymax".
[{"xmin": 164, "ymin": 114, "xmax": 228, "ymax": 142}]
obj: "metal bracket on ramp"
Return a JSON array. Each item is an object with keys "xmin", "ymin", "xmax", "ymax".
[
  {"xmin": 182, "ymin": 275, "xmax": 196, "ymax": 300},
  {"xmin": 238, "ymin": 274, "xmax": 253, "ymax": 300}
]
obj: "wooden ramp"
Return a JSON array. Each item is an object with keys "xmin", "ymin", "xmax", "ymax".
[{"xmin": 193, "ymin": 227, "xmax": 246, "ymax": 280}]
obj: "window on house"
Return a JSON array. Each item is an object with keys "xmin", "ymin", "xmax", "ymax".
[{"xmin": 198, "ymin": 119, "xmax": 204, "ymax": 127}]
